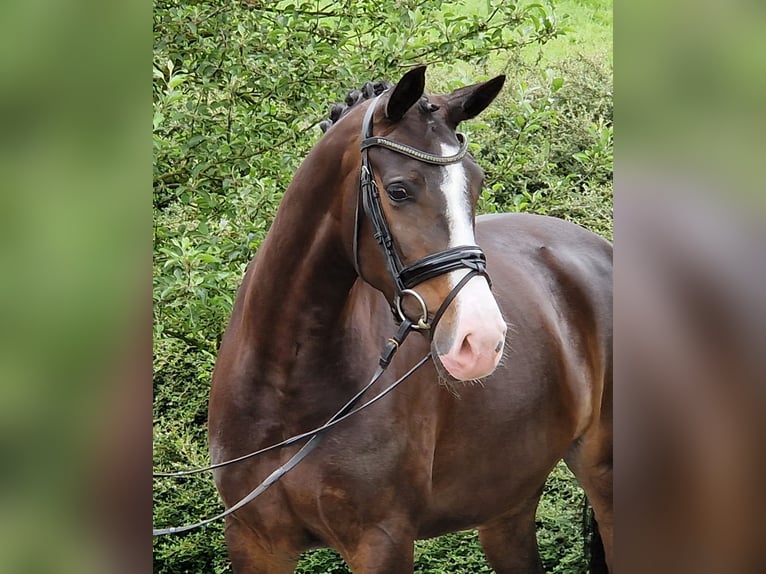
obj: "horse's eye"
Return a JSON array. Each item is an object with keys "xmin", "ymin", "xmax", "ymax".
[{"xmin": 387, "ymin": 185, "xmax": 410, "ymax": 202}]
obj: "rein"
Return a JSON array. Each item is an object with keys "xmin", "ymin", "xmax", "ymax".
[
  {"xmin": 153, "ymin": 91, "xmax": 493, "ymax": 536},
  {"xmin": 153, "ymin": 320, "xmax": 415, "ymax": 480},
  {"xmin": 154, "ymin": 321, "xmax": 430, "ymax": 536}
]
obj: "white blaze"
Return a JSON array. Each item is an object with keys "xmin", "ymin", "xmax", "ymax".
[
  {"xmin": 440, "ymin": 143, "xmax": 479, "ymax": 291},
  {"xmin": 437, "ymin": 142, "xmax": 506, "ymax": 379},
  {"xmin": 440, "ymin": 143, "xmax": 476, "ymax": 251}
]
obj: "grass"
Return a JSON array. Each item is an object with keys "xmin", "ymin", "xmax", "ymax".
[
  {"xmin": 529, "ymin": 0, "xmax": 612, "ymax": 64},
  {"xmin": 440, "ymin": 0, "xmax": 611, "ymax": 67}
]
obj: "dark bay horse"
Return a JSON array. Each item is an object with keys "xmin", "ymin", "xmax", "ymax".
[{"xmin": 208, "ymin": 66, "xmax": 612, "ymax": 573}]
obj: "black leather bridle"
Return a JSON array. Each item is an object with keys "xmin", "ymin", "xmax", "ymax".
[{"xmin": 353, "ymin": 94, "xmax": 491, "ymax": 334}]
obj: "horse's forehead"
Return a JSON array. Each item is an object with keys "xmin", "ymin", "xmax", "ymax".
[{"xmin": 385, "ymin": 118, "xmax": 459, "ymax": 161}]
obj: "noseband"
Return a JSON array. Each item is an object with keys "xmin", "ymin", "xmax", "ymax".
[{"xmin": 353, "ymin": 95, "xmax": 491, "ymax": 333}]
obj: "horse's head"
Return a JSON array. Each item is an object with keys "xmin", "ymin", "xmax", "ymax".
[{"xmin": 344, "ymin": 66, "xmax": 507, "ymax": 382}]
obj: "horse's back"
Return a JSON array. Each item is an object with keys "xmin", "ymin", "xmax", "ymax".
[
  {"xmin": 477, "ymin": 212, "xmax": 611, "ymax": 289},
  {"xmin": 477, "ymin": 212, "xmax": 612, "ymax": 358}
]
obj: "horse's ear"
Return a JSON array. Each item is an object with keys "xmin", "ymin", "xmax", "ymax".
[
  {"xmin": 385, "ymin": 65, "xmax": 427, "ymax": 122},
  {"xmin": 445, "ymin": 75, "xmax": 506, "ymax": 127}
]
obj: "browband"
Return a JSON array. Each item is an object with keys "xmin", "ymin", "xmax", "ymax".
[{"xmin": 361, "ymin": 133, "xmax": 469, "ymax": 165}]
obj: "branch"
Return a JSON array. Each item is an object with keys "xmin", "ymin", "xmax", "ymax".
[
  {"xmin": 160, "ymin": 329, "xmax": 215, "ymax": 353},
  {"xmin": 240, "ymin": 0, "xmax": 340, "ymax": 18}
]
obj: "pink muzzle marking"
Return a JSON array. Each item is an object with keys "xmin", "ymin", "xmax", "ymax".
[{"xmin": 436, "ymin": 276, "xmax": 507, "ymax": 380}]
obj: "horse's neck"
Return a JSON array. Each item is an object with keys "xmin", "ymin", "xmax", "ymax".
[{"xmin": 237, "ymin": 170, "xmax": 358, "ymax": 385}]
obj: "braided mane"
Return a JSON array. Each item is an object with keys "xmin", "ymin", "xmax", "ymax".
[
  {"xmin": 319, "ymin": 78, "xmax": 442, "ymax": 135},
  {"xmin": 319, "ymin": 80, "xmax": 392, "ymax": 134}
]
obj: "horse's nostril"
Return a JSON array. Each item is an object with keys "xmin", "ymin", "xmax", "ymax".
[
  {"xmin": 460, "ymin": 335, "xmax": 473, "ymax": 356},
  {"xmin": 494, "ymin": 340, "xmax": 503, "ymax": 353}
]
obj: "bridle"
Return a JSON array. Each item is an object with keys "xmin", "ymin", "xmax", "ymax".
[
  {"xmin": 153, "ymin": 93, "xmax": 494, "ymax": 536},
  {"xmin": 353, "ymin": 94, "xmax": 491, "ymax": 333}
]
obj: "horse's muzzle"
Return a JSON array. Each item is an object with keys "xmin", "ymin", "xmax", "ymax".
[{"xmin": 431, "ymin": 274, "xmax": 506, "ymax": 381}]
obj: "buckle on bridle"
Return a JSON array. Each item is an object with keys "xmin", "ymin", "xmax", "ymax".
[{"xmin": 395, "ymin": 289, "xmax": 430, "ymax": 330}]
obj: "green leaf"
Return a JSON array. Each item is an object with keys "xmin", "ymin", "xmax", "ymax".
[
  {"xmin": 168, "ymin": 73, "xmax": 189, "ymax": 90},
  {"xmin": 153, "ymin": 111, "xmax": 165, "ymax": 131}
]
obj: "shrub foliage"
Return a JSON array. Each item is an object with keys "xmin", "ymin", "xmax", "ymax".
[{"xmin": 153, "ymin": 1, "xmax": 612, "ymax": 572}]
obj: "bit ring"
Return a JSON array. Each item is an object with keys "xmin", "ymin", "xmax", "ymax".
[{"xmin": 396, "ymin": 289, "xmax": 430, "ymax": 330}]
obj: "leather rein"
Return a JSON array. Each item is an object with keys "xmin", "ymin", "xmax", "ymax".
[{"xmin": 153, "ymin": 93, "xmax": 492, "ymax": 536}]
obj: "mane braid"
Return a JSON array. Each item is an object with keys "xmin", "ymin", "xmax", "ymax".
[{"xmin": 319, "ymin": 80, "xmax": 392, "ymax": 134}]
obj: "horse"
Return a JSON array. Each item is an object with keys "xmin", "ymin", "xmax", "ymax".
[{"xmin": 208, "ymin": 65, "xmax": 613, "ymax": 573}]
